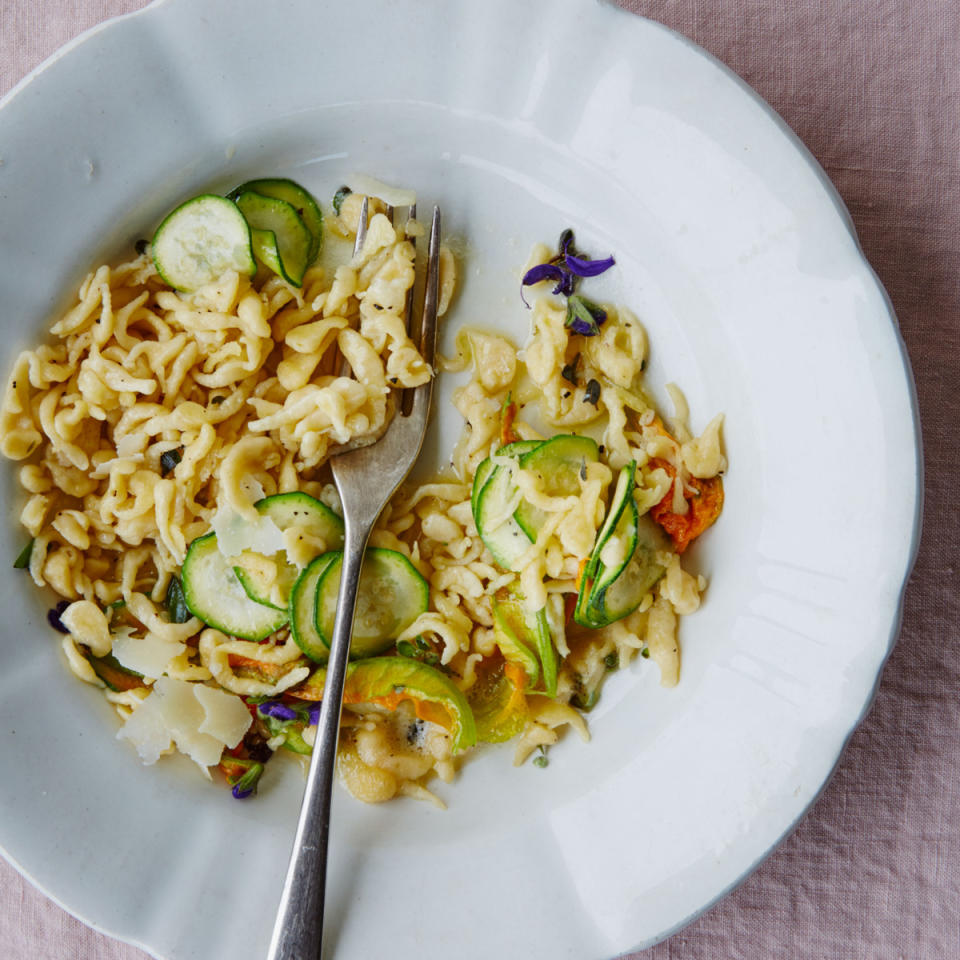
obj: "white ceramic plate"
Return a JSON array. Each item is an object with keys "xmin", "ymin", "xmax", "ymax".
[{"xmin": 0, "ymin": 1, "xmax": 920, "ymax": 958}]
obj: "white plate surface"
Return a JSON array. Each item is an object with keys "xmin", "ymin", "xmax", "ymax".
[{"xmin": 0, "ymin": 1, "xmax": 921, "ymax": 958}]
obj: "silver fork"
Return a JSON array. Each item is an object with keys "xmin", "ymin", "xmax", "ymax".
[{"xmin": 267, "ymin": 198, "xmax": 441, "ymax": 960}]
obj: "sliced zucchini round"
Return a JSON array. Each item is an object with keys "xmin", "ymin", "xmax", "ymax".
[
  {"xmin": 181, "ymin": 533, "xmax": 288, "ymax": 640},
  {"xmin": 577, "ymin": 510, "xmax": 668, "ymax": 627},
  {"xmin": 584, "ymin": 461, "xmax": 635, "ymax": 584},
  {"xmin": 470, "ymin": 439, "xmax": 542, "ymax": 524},
  {"xmin": 593, "ymin": 513, "xmax": 668, "ymax": 621},
  {"xmin": 474, "ymin": 463, "xmax": 533, "ymax": 572},
  {"xmin": 230, "ymin": 178, "xmax": 324, "ymax": 263},
  {"xmin": 233, "ymin": 492, "xmax": 345, "ymax": 610},
  {"xmin": 233, "ymin": 191, "xmax": 311, "ymax": 285},
  {"xmin": 289, "ymin": 551, "xmax": 340, "ymax": 663},
  {"xmin": 514, "ymin": 434, "xmax": 599, "ymax": 539},
  {"xmin": 315, "ymin": 548, "xmax": 428, "ymax": 659},
  {"xmin": 152, "ymin": 194, "xmax": 256, "ymax": 293}
]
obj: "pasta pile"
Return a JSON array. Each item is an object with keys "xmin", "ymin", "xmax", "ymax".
[{"xmin": 0, "ymin": 202, "xmax": 724, "ymax": 807}]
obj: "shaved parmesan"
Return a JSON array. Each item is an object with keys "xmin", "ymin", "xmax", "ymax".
[
  {"xmin": 193, "ymin": 684, "xmax": 252, "ymax": 747},
  {"xmin": 211, "ymin": 484, "xmax": 285, "ymax": 559},
  {"xmin": 117, "ymin": 695, "xmax": 175, "ymax": 765},
  {"xmin": 117, "ymin": 677, "xmax": 251, "ymax": 770},
  {"xmin": 112, "ymin": 629, "xmax": 186, "ymax": 679},
  {"xmin": 344, "ymin": 173, "xmax": 416, "ymax": 208}
]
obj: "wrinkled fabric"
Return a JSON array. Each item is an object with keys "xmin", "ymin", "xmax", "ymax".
[{"xmin": 1, "ymin": 1, "xmax": 957, "ymax": 958}]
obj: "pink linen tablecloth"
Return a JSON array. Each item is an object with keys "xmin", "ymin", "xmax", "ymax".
[{"xmin": 1, "ymin": 1, "xmax": 956, "ymax": 958}]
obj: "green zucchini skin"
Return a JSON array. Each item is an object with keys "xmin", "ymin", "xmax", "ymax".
[
  {"xmin": 181, "ymin": 533, "xmax": 289, "ymax": 641},
  {"xmin": 575, "ymin": 461, "xmax": 668, "ymax": 628},
  {"xmin": 232, "ymin": 492, "xmax": 344, "ymax": 610},
  {"xmin": 229, "ymin": 178, "xmax": 324, "ymax": 263},
  {"xmin": 474, "ymin": 463, "xmax": 533, "ymax": 571},
  {"xmin": 151, "ymin": 194, "xmax": 255, "ymax": 293},
  {"xmin": 288, "ymin": 551, "xmax": 340, "ymax": 663},
  {"xmin": 234, "ymin": 191, "xmax": 312, "ymax": 286},
  {"xmin": 514, "ymin": 435, "xmax": 599, "ymax": 540},
  {"xmin": 314, "ymin": 548, "xmax": 429, "ymax": 659},
  {"xmin": 470, "ymin": 440, "xmax": 541, "ymax": 521}
]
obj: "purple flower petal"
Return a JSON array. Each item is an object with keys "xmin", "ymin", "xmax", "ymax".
[
  {"xmin": 555, "ymin": 271, "xmax": 576, "ymax": 297},
  {"xmin": 232, "ymin": 784, "xmax": 253, "ymax": 799},
  {"xmin": 521, "ymin": 262, "xmax": 566, "ymax": 287},
  {"xmin": 565, "ymin": 295, "xmax": 607, "ymax": 337},
  {"xmin": 568, "ymin": 316, "xmax": 597, "ymax": 336},
  {"xmin": 259, "ymin": 701, "xmax": 297, "ymax": 721},
  {"xmin": 307, "ymin": 703, "xmax": 321, "ymax": 726},
  {"xmin": 564, "ymin": 253, "xmax": 615, "ymax": 278}
]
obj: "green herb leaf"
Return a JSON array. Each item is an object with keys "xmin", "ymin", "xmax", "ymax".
[
  {"xmin": 159, "ymin": 447, "xmax": 182, "ymax": 477},
  {"xmin": 533, "ymin": 755, "xmax": 549, "ymax": 769},
  {"xmin": 603, "ymin": 651, "xmax": 619, "ymax": 671},
  {"xmin": 164, "ymin": 575, "xmax": 191, "ymax": 623},
  {"xmin": 333, "ymin": 186, "xmax": 352, "ymax": 215},
  {"xmin": 13, "ymin": 540, "xmax": 33, "ymax": 569},
  {"xmin": 396, "ymin": 639, "xmax": 418, "ymax": 659}
]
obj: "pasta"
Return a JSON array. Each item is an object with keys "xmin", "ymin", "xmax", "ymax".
[{"xmin": 0, "ymin": 188, "xmax": 724, "ymax": 806}]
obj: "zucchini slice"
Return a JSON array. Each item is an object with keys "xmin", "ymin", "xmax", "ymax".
[
  {"xmin": 232, "ymin": 492, "xmax": 344, "ymax": 610},
  {"xmin": 230, "ymin": 178, "xmax": 324, "ymax": 263},
  {"xmin": 152, "ymin": 194, "xmax": 256, "ymax": 292},
  {"xmin": 585, "ymin": 460, "xmax": 635, "ymax": 583},
  {"xmin": 575, "ymin": 460, "xmax": 668, "ymax": 628},
  {"xmin": 233, "ymin": 191, "xmax": 311, "ymax": 285},
  {"xmin": 315, "ymin": 548, "xmax": 428, "ymax": 659},
  {"xmin": 474, "ymin": 462, "xmax": 532, "ymax": 571},
  {"xmin": 288, "ymin": 551, "xmax": 340, "ymax": 663},
  {"xmin": 514, "ymin": 434, "xmax": 599, "ymax": 540},
  {"xmin": 591, "ymin": 513, "xmax": 667, "ymax": 623},
  {"xmin": 470, "ymin": 439, "xmax": 541, "ymax": 522},
  {"xmin": 181, "ymin": 533, "xmax": 289, "ymax": 640}
]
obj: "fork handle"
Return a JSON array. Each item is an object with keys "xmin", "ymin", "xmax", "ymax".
[{"xmin": 266, "ymin": 519, "xmax": 371, "ymax": 960}]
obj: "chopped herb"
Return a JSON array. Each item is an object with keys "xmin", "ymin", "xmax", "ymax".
[
  {"xmin": 106, "ymin": 598, "xmax": 127, "ymax": 627},
  {"xmin": 566, "ymin": 294, "xmax": 607, "ymax": 337},
  {"xmin": 134, "ymin": 238, "xmax": 148, "ymax": 255},
  {"xmin": 604, "ymin": 651, "xmax": 619, "ymax": 671},
  {"xmin": 332, "ymin": 185, "xmax": 352, "ymax": 214},
  {"xmin": 533, "ymin": 755, "xmax": 549, "ymax": 769},
  {"xmin": 224, "ymin": 757, "xmax": 264, "ymax": 800},
  {"xmin": 561, "ymin": 353, "xmax": 580, "ymax": 385},
  {"xmin": 164, "ymin": 575, "xmax": 192, "ymax": 623},
  {"xmin": 584, "ymin": 378, "xmax": 601, "ymax": 406},
  {"xmin": 47, "ymin": 600, "xmax": 71, "ymax": 634},
  {"xmin": 210, "ymin": 395, "xmax": 226, "ymax": 405},
  {"xmin": 13, "ymin": 540, "xmax": 33, "ymax": 570},
  {"xmin": 398, "ymin": 637, "xmax": 445, "ymax": 671},
  {"xmin": 641, "ymin": 647, "xmax": 651, "ymax": 659},
  {"xmin": 406, "ymin": 718, "xmax": 425, "ymax": 745},
  {"xmin": 579, "ymin": 458, "xmax": 587, "ymax": 481},
  {"xmin": 159, "ymin": 447, "xmax": 182, "ymax": 477}
]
